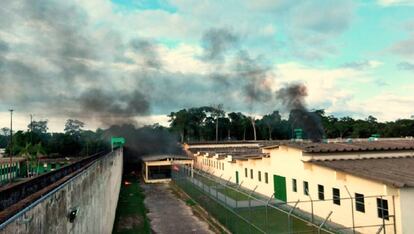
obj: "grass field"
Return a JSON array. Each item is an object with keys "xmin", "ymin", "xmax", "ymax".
[
  {"xmin": 112, "ymin": 174, "xmax": 150, "ymax": 234},
  {"xmin": 174, "ymin": 177, "xmax": 329, "ymax": 234}
]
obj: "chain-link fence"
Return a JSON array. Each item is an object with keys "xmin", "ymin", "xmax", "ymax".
[{"xmin": 172, "ymin": 164, "xmax": 396, "ymax": 234}]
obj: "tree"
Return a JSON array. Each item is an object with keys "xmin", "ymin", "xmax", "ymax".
[
  {"xmin": 261, "ymin": 111, "xmax": 281, "ymax": 140},
  {"xmin": 249, "ymin": 116, "xmax": 257, "ymax": 141},
  {"xmin": 169, "ymin": 109, "xmax": 190, "ymax": 142},
  {"xmin": 64, "ymin": 119, "xmax": 85, "ymax": 137},
  {"xmin": 210, "ymin": 104, "xmax": 225, "ymax": 142},
  {"xmin": 30, "ymin": 120, "xmax": 48, "ymax": 134}
]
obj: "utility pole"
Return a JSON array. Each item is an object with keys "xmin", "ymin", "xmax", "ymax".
[
  {"xmin": 9, "ymin": 109, "xmax": 13, "ymax": 183},
  {"xmin": 30, "ymin": 114, "xmax": 33, "ymax": 144}
]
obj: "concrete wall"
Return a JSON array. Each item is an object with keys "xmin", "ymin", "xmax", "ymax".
[
  {"xmin": 194, "ymin": 145, "xmax": 399, "ymax": 233},
  {"xmin": 0, "ymin": 149, "xmax": 123, "ymax": 234}
]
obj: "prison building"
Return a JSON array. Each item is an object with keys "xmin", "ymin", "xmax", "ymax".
[
  {"xmin": 185, "ymin": 140, "xmax": 414, "ymax": 234},
  {"xmin": 142, "ymin": 155, "xmax": 193, "ymax": 183}
]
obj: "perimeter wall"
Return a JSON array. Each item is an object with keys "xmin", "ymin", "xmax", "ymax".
[{"xmin": 0, "ymin": 149, "xmax": 123, "ymax": 234}]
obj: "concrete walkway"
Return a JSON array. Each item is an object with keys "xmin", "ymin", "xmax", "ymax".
[{"xmin": 142, "ymin": 183, "xmax": 214, "ymax": 234}]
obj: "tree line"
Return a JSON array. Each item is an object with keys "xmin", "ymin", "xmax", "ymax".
[
  {"xmin": 168, "ymin": 107, "xmax": 414, "ymax": 142},
  {"xmin": 0, "ymin": 119, "xmax": 110, "ymax": 158},
  {"xmin": 1, "ymin": 107, "xmax": 413, "ymax": 158}
]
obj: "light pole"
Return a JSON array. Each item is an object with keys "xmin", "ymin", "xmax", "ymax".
[
  {"xmin": 30, "ymin": 114, "xmax": 33, "ymax": 144},
  {"xmin": 9, "ymin": 109, "xmax": 13, "ymax": 183}
]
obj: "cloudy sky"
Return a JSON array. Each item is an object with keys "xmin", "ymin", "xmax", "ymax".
[{"xmin": 0, "ymin": 0, "xmax": 414, "ymax": 132}]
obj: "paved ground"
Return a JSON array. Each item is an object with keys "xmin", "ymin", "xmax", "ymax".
[{"xmin": 142, "ymin": 183, "xmax": 214, "ymax": 234}]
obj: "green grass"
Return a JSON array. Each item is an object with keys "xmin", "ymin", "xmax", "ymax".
[
  {"xmin": 215, "ymin": 187, "xmax": 251, "ymax": 201},
  {"xmin": 194, "ymin": 173, "xmax": 219, "ymax": 186},
  {"xmin": 112, "ymin": 175, "xmax": 150, "ymax": 234},
  {"xmin": 174, "ymin": 177, "xmax": 330, "ymax": 234}
]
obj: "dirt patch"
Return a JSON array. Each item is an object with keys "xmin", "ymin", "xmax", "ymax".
[{"xmin": 116, "ymin": 214, "xmax": 143, "ymax": 231}]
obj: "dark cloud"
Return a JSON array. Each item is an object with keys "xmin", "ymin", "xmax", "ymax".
[
  {"xmin": 235, "ymin": 51, "xmax": 273, "ymax": 105},
  {"xmin": 78, "ymin": 89, "xmax": 150, "ymax": 124},
  {"xmin": 130, "ymin": 39, "xmax": 162, "ymax": 69},
  {"xmin": 201, "ymin": 28, "xmax": 239, "ymax": 62},
  {"xmin": 0, "ymin": 0, "xmax": 152, "ymax": 127}
]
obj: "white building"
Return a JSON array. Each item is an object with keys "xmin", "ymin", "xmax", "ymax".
[{"xmin": 185, "ymin": 140, "xmax": 414, "ymax": 234}]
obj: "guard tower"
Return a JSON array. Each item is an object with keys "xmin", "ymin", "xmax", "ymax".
[{"xmin": 111, "ymin": 137, "xmax": 125, "ymax": 151}]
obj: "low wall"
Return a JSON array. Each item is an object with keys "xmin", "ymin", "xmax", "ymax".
[{"xmin": 0, "ymin": 149, "xmax": 123, "ymax": 234}]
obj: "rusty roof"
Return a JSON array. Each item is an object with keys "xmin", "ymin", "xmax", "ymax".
[
  {"xmin": 312, "ymin": 157, "xmax": 414, "ymax": 188},
  {"xmin": 276, "ymin": 140, "xmax": 414, "ymax": 153}
]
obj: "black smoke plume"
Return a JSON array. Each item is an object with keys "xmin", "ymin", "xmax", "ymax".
[
  {"xmin": 104, "ymin": 124, "xmax": 183, "ymax": 173},
  {"xmin": 78, "ymin": 89, "xmax": 150, "ymax": 125},
  {"xmin": 276, "ymin": 83, "xmax": 324, "ymax": 142},
  {"xmin": 235, "ymin": 51, "xmax": 272, "ymax": 105}
]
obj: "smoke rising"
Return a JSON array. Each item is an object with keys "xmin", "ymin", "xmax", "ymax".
[
  {"xmin": 104, "ymin": 124, "xmax": 184, "ymax": 172},
  {"xmin": 201, "ymin": 28, "xmax": 239, "ymax": 62},
  {"xmin": 201, "ymin": 28, "xmax": 274, "ymax": 110},
  {"xmin": 235, "ymin": 51, "xmax": 273, "ymax": 105},
  {"xmin": 0, "ymin": 0, "xmax": 159, "ymax": 127},
  {"xmin": 276, "ymin": 83, "xmax": 324, "ymax": 142}
]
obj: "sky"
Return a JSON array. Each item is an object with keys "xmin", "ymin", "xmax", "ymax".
[{"xmin": 0, "ymin": 0, "xmax": 414, "ymax": 132}]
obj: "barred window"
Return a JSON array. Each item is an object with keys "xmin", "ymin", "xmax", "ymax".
[
  {"xmin": 377, "ymin": 198, "xmax": 389, "ymax": 220},
  {"xmin": 303, "ymin": 181, "xmax": 309, "ymax": 196},
  {"xmin": 333, "ymin": 188, "xmax": 341, "ymax": 205},
  {"xmin": 355, "ymin": 193, "xmax": 365, "ymax": 213},
  {"xmin": 292, "ymin": 179, "xmax": 297, "ymax": 192},
  {"xmin": 318, "ymin": 185, "xmax": 325, "ymax": 200}
]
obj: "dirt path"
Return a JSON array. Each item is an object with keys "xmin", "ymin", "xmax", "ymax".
[{"xmin": 142, "ymin": 183, "xmax": 214, "ymax": 234}]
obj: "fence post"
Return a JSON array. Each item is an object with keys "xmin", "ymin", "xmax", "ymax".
[
  {"xmin": 288, "ymin": 200, "xmax": 300, "ymax": 233},
  {"xmin": 306, "ymin": 189, "xmax": 314, "ymax": 224},
  {"xmin": 345, "ymin": 185, "xmax": 356, "ymax": 234},
  {"xmin": 248, "ymin": 185, "xmax": 258, "ymax": 227},
  {"xmin": 318, "ymin": 211, "xmax": 333, "ymax": 234},
  {"xmin": 392, "ymin": 195, "xmax": 397, "ymax": 234},
  {"xmin": 265, "ymin": 193, "xmax": 275, "ymax": 233},
  {"xmin": 236, "ymin": 181, "xmax": 244, "ymax": 208}
]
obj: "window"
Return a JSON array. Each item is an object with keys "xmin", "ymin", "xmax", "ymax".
[
  {"xmin": 258, "ymin": 171, "xmax": 261, "ymax": 182},
  {"xmin": 292, "ymin": 179, "xmax": 297, "ymax": 192},
  {"xmin": 222, "ymin": 163, "xmax": 224, "ymax": 170},
  {"xmin": 355, "ymin": 193, "xmax": 365, "ymax": 213},
  {"xmin": 245, "ymin": 168, "xmax": 248, "ymax": 177},
  {"xmin": 265, "ymin": 172, "xmax": 268, "ymax": 184},
  {"xmin": 303, "ymin": 181, "xmax": 309, "ymax": 196},
  {"xmin": 377, "ymin": 198, "xmax": 389, "ymax": 220},
  {"xmin": 318, "ymin": 185, "xmax": 325, "ymax": 200},
  {"xmin": 333, "ymin": 188, "xmax": 341, "ymax": 205},
  {"xmin": 250, "ymin": 169, "xmax": 254, "ymax": 179}
]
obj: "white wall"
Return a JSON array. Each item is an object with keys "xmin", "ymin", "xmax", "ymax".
[
  {"xmin": 399, "ymin": 188, "xmax": 414, "ymax": 233},
  {"xmin": 193, "ymin": 146, "xmax": 401, "ymax": 233}
]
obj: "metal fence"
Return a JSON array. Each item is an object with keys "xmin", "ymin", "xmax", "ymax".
[{"xmin": 172, "ymin": 165, "xmax": 396, "ymax": 234}]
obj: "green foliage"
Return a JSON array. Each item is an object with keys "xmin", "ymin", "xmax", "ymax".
[
  {"xmin": 4, "ymin": 119, "xmax": 109, "ymax": 157},
  {"xmin": 169, "ymin": 107, "xmax": 414, "ymax": 141}
]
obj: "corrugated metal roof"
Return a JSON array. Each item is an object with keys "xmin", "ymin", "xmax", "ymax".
[
  {"xmin": 276, "ymin": 140, "xmax": 414, "ymax": 153},
  {"xmin": 141, "ymin": 155, "xmax": 190, "ymax": 162},
  {"xmin": 312, "ymin": 157, "xmax": 414, "ymax": 188}
]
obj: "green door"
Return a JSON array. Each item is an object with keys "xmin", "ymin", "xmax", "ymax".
[
  {"xmin": 236, "ymin": 171, "xmax": 239, "ymax": 184},
  {"xmin": 273, "ymin": 175, "xmax": 287, "ymax": 202}
]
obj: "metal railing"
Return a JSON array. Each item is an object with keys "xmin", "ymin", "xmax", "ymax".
[{"xmin": 0, "ymin": 151, "xmax": 109, "ymax": 223}]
